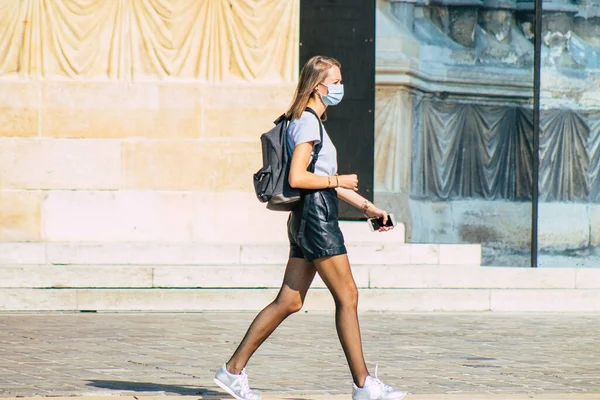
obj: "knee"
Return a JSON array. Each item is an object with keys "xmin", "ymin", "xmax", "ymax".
[
  {"xmin": 335, "ymin": 286, "xmax": 359, "ymax": 309},
  {"xmin": 274, "ymin": 296, "xmax": 304, "ymax": 315}
]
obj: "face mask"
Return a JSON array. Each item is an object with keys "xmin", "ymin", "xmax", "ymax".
[{"xmin": 319, "ymin": 84, "xmax": 344, "ymax": 106}]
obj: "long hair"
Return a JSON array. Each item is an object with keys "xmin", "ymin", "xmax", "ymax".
[{"xmin": 285, "ymin": 55, "xmax": 341, "ymax": 121}]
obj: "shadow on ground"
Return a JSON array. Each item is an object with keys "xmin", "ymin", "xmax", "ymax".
[
  {"xmin": 86, "ymin": 380, "xmax": 223, "ymax": 396},
  {"xmin": 85, "ymin": 380, "xmax": 309, "ymax": 399}
]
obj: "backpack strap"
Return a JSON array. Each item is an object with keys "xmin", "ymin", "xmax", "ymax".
[
  {"xmin": 298, "ymin": 107, "xmax": 325, "ymax": 244},
  {"xmin": 304, "ymin": 107, "xmax": 324, "ymax": 169}
]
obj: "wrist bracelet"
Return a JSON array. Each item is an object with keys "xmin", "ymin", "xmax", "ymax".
[
  {"xmin": 327, "ymin": 176, "xmax": 331, "ymax": 188},
  {"xmin": 335, "ymin": 175, "xmax": 339, "ymax": 188},
  {"xmin": 360, "ymin": 200, "xmax": 372, "ymax": 214}
]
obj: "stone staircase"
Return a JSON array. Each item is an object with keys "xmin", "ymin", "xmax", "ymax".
[{"xmin": 1, "ymin": 221, "xmax": 600, "ymax": 312}]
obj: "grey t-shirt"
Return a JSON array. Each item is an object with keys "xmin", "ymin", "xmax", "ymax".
[{"xmin": 287, "ymin": 111, "xmax": 338, "ymax": 176}]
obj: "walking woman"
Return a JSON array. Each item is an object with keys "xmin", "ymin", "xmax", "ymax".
[{"xmin": 214, "ymin": 56, "xmax": 408, "ymax": 400}]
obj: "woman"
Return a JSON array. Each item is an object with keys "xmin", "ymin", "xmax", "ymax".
[{"xmin": 214, "ymin": 56, "xmax": 408, "ymax": 400}]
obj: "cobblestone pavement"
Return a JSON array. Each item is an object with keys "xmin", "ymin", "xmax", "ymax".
[{"xmin": 0, "ymin": 312, "xmax": 599, "ymax": 399}]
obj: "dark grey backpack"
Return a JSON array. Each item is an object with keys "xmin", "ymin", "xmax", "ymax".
[{"xmin": 253, "ymin": 108, "xmax": 323, "ymax": 211}]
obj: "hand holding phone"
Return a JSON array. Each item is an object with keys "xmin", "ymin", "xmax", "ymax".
[{"xmin": 368, "ymin": 213, "xmax": 397, "ymax": 232}]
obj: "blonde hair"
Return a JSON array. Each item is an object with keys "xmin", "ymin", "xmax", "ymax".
[{"xmin": 286, "ymin": 55, "xmax": 342, "ymax": 121}]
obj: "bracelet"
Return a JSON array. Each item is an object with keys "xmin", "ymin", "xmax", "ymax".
[
  {"xmin": 335, "ymin": 175, "xmax": 339, "ymax": 188},
  {"xmin": 360, "ymin": 200, "xmax": 372, "ymax": 214},
  {"xmin": 327, "ymin": 176, "xmax": 331, "ymax": 188}
]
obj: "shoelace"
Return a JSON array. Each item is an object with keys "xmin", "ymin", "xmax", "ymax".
[
  {"xmin": 239, "ymin": 368, "xmax": 252, "ymax": 395},
  {"xmin": 372, "ymin": 362, "xmax": 393, "ymax": 392}
]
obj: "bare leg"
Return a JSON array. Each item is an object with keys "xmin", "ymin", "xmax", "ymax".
[
  {"xmin": 313, "ymin": 254, "xmax": 369, "ymax": 387},
  {"xmin": 226, "ymin": 257, "xmax": 316, "ymax": 374}
]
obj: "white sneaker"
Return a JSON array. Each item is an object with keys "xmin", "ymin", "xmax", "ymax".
[
  {"xmin": 214, "ymin": 363, "xmax": 261, "ymax": 400},
  {"xmin": 352, "ymin": 365, "xmax": 408, "ymax": 400}
]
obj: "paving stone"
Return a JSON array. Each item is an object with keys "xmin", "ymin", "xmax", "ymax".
[{"xmin": 0, "ymin": 313, "xmax": 598, "ymax": 399}]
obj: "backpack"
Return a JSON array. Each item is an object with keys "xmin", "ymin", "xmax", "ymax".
[{"xmin": 253, "ymin": 108, "xmax": 324, "ymax": 211}]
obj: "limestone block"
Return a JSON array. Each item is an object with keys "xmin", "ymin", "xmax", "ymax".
[
  {"xmin": 575, "ymin": 269, "xmax": 600, "ymax": 289},
  {"xmin": 122, "ymin": 140, "xmax": 260, "ymax": 191},
  {"xmin": 206, "ymin": 84, "xmax": 294, "ymax": 110},
  {"xmin": 450, "ymin": 200, "xmax": 532, "ymax": 250},
  {"xmin": 43, "ymin": 190, "xmax": 290, "ymax": 243},
  {"xmin": 0, "ymin": 82, "xmax": 39, "ymax": 137},
  {"xmin": 0, "ymin": 190, "xmax": 42, "ymax": 241},
  {"xmin": 357, "ymin": 289, "xmax": 491, "ymax": 311},
  {"xmin": 203, "ymin": 109, "xmax": 287, "ymax": 139},
  {"xmin": 0, "ymin": 289, "xmax": 77, "ymax": 311},
  {"xmin": 480, "ymin": 267, "xmax": 575, "ymax": 289},
  {"xmin": 157, "ymin": 84, "xmax": 203, "ymax": 139},
  {"xmin": 0, "ymin": 138, "xmax": 121, "ymax": 189},
  {"xmin": 346, "ymin": 243, "xmax": 412, "ymax": 265},
  {"xmin": 201, "ymin": 84, "xmax": 294, "ymax": 138},
  {"xmin": 239, "ymin": 244, "xmax": 417, "ymax": 269},
  {"xmin": 46, "ymin": 243, "xmax": 240, "ymax": 265},
  {"xmin": 491, "ymin": 289, "xmax": 600, "ymax": 311},
  {"xmin": 370, "ymin": 265, "xmax": 575, "ymax": 289},
  {"xmin": 439, "ymin": 244, "xmax": 481, "ymax": 265},
  {"xmin": 191, "ymin": 192, "xmax": 289, "ymax": 244},
  {"xmin": 300, "ymin": 289, "xmax": 336, "ymax": 310},
  {"xmin": 538, "ymin": 203, "xmax": 589, "ymax": 251},
  {"xmin": 409, "ymin": 199, "xmax": 535, "ymax": 252},
  {"xmin": 0, "ymin": 243, "xmax": 46, "ymax": 264},
  {"xmin": 408, "ymin": 199, "xmax": 455, "ymax": 243},
  {"xmin": 408, "ymin": 244, "xmax": 440, "ymax": 264},
  {"xmin": 2, "ymin": 287, "xmax": 600, "ymax": 312},
  {"xmin": 240, "ymin": 245, "xmax": 289, "ymax": 265},
  {"xmin": 152, "ymin": 265, "xmax": 369, "ymax": 289},
  {"xmin": 75, "ymin": 288, "xmax": 281, "ymax": 311},
  {"xmin": 153, "ymin": 266, "xmax": 285, "ymax": 288},
  {"xmin": 70, "ymin": 288, "xmax": 490, "ymax": 312},
  {"xmin": 44, "ymin": 190, "xmax": 200, "ymax": 242},
  {"xmin": 0, "ymin": 266, "xmax": 152, "ymax": 288},
  {"xmin": 42, "ymin": 82, "xmax": 200, "ymax": 139}
]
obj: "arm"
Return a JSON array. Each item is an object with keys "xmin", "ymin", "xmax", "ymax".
[
  {"xmin": 336, "ymin": 187, "xmax": 393, "ymax": 229},
  {"xmin": 288, "ymin": 142, "xmax": 330, "ymax": 189},
  {"xmin": 288, "ymin": 142, "xmax": 358, "ymax": 190}
]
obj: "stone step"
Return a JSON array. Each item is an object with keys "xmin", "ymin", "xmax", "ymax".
[
  {"xmin": 0, "ymin": 241, "xmax": 479, "ymax": 266},
  {"xmin": 1, "ymin": 264, "xmax": 598, "ymax": 289},
  {"xmin": 1, "ymin": 287, "xmax": 599, "ymax": 312}
]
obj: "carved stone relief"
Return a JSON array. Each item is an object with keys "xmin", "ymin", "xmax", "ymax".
[
  {"xmin": 0, "ymin": 0, "xmax": 299, "ymax": 82},
  {"xmin": 388, "ymin": 0, "xmax": 600, "ymax": 68}
]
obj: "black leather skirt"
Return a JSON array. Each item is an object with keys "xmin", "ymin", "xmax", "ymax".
[{"xmin": 287, "ymin": 188, "xmax": 347, "ymax": 262}]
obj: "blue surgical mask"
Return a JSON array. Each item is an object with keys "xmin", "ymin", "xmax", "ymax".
[{"xmin": 319, "ymin": 84, "xmax": 344, "ymax": 106}]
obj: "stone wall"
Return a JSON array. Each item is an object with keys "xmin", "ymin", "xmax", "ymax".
[{"xmin": 0, "ymin": 0, "xmax": 299, "ymax": 248}]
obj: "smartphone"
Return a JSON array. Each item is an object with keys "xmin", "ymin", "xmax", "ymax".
[{"xmin": 368, "ymin": 214, "xmax": 397, "ymax": 231}]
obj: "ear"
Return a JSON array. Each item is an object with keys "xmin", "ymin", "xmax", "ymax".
[{"xmin": 314, "ymin": 84, "xmax": 326, "ymax": 95}]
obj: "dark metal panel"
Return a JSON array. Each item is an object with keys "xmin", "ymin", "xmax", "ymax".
[{"xmin": 300, "ymin": 0, "xmax": 376, "ymax": 219}]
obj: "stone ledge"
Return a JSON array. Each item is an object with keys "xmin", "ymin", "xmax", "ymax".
[
  {"xmin": 370, "ymin": 265, "xmax": 582, "ymax": 289},
  {"xmin": 490, "ymin": 289, "xmax": 600, "ymax": 312},
  {"xmin": 0, "ymin": 241, "xmax": 480, "ymax": 266},
  {"xmin": 46, "ymin": 243, "xmax": 242, "ymax": 265},
  {"xmin": 3, "ymin": 265, "xmax": 596, "ymax": 290},
  {"xmin": 1, "ymin": 287, "xmax": 599, "ymax": 311},
  {"xmin": 0, "ymin": 287, "xmax": 597, "ymax": 311},
  {"xmin": 0, "ymin": 265, "xmax": 153, "ymax": 288}
]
